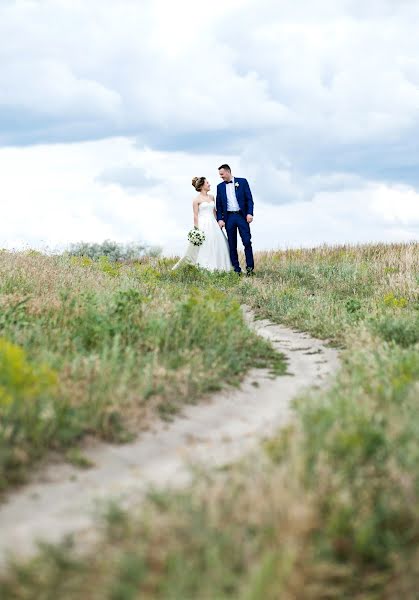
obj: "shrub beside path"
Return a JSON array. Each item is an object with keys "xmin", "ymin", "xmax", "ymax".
[{"xmin": 0, "ymin": 307, "xmax": 339, "ymax": 568}]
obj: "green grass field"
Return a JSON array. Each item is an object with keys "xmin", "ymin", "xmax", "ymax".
[
  {"xmin": 0, "ymin": 250, "xmax": 283, "ymax": 493},
  {"xmin": 0, "ymin": 242, "xmax": 418, "ymax": 599}
]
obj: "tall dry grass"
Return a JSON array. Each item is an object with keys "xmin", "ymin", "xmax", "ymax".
[
  {"xmin": 0, "ymin": 242, "xmax": 418, "ymax": 599},
  {"xmin": 0, "ymin": 251, "xmax": 283, "ymax": 492}
]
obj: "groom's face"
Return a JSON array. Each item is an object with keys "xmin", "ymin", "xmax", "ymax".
[{"xmin": 219, "ymin": 168, "xmax": 232, "ymax": 182}]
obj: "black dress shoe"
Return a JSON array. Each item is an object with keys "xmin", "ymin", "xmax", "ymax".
[{"xmin": 246, "ymin": 267, "xmax": 254, "ymax": 276}]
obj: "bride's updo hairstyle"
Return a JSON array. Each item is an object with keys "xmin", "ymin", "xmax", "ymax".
[{"xmin": 192, "ymin": 176, "xmax": 206, "ymax": 192}]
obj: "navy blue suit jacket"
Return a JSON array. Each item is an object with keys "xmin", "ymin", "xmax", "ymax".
[{"xmin": 216, "ymin": 178, "xmax": 254, "ymax": 222}]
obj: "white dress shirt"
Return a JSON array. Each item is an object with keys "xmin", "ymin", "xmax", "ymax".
[{"xmin": 226, "ymin": 177, "xmax": 240, "ymax": 211}]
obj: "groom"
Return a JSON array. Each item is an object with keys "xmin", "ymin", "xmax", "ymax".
[{"xmin": 216, "ymin": 164, "xmax": 255, "ymax": 275}]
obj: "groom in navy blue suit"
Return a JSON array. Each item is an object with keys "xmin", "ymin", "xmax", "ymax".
[{"xmin": 216, "ymin": 164, "xmax": 255, "ymax": 275}]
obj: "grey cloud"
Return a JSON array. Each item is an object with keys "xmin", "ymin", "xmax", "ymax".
[{"xmin": 1, "ymin": 0, "xmax": 419, "ymax": 201}]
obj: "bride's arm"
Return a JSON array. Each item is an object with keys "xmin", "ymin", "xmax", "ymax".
[
  {"xmin": 211, "ymin": 195, "xmax": 217, "ymax": 219},
  {"xmin": 193, "ymin": 199, "xmax": 199, "ymax": 228}
]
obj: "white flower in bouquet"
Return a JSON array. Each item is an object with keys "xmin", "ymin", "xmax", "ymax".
[{"xmin": 187, "ymin": 227, "xmax": 206, "ymax": 246}]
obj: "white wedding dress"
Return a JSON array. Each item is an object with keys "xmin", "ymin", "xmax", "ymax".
[{"xmin": 172, "ymin": 200, "xmax": 232, "ymax": 272}]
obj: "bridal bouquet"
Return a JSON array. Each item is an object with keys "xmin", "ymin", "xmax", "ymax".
[{"xmin": 188, "ymin": 227, "xmax": 205, "ymax": 246}]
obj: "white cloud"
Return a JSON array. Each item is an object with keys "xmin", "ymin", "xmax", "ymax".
[
  {"xmin": 0, "ymin": 0, "xmax": 418, "ymax": 250},
  {"xmin": 3, "ymin": 0, "xmax": 418, "ymax": 146},
  {"xmin": 0, "ymin": 139, "xmax": 174, "ymax": 250},
  {"xmin": 0, "ymin": 139, "xmax": 418, "ymax": 255}
]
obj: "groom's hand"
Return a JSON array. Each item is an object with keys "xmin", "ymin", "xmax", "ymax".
[
  {"xmin": 246, "ymin": 214, "xmax": 253, "ymax": 223},
  {"xmin": 218, "ymin": 220, "xmax": 225, "ymax": 228}
]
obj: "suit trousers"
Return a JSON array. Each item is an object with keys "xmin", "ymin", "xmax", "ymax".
[{"xmin": 225, "ymin": 212, "xmax": 254, "ymax": 273}]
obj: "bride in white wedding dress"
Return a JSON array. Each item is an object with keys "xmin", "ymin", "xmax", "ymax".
[{"xmin": 172, "ymin": 176, "xmax": 232, "ymax": 272}]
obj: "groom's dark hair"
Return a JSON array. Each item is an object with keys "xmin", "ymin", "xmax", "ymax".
[{"xmin": 218, "ymin": 163, "xmax": 231, "ymax": 172}]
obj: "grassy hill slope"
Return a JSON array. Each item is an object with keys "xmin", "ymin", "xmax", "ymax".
[{"xmin": 1, "ymin": 242, "xmax": 418, "ymax": 599}]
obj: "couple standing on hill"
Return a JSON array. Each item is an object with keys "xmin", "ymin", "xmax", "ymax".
[{"xmin": 173, "ymin": 164, "xmax": 255, "ymax": 275}]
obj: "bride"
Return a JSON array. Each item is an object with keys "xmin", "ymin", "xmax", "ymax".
[{"xmin": 172, "ymin": 176, "xmax": 232, "ymax": 272}]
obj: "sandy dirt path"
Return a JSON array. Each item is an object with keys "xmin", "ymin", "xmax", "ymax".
[{"xmin": 0, "ymin": 307, "xmax": 339, "ymax": 567}]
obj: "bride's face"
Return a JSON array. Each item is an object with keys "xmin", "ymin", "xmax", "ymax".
[{"xmin": 203, "ymin": 179, "xmax": 211, "ymax": 192}]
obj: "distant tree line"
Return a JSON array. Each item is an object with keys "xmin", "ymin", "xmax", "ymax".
[{"xmin": 65, "ymin": 239, "xmax": 162, "ymax": 262}]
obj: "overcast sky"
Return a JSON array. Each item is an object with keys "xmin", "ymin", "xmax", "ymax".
[{"xmin": 1, "ymin": 0, "xmax": 418, "ymax": 255}]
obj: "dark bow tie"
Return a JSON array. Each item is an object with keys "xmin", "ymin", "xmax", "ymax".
[{"xmin": 226, "ymin": 180, "xmax": 234, "ymax": 184}]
